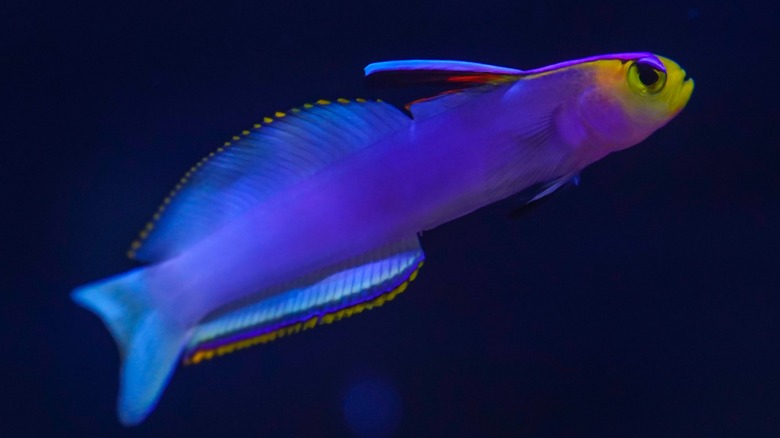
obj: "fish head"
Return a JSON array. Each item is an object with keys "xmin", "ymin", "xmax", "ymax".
[{"xmin": 572, "ymin": 53, "xmax": 694, "ymax": 152}]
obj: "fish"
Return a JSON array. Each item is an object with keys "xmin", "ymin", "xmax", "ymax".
[{"xmin": 72, "ymin": 52, "xmax": 693, "ymax": 425}]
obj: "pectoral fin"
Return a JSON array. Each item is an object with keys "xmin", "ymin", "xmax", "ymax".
[{"xmin": 508, "ymin": 174, "xmax": 580, "ymax": 218}]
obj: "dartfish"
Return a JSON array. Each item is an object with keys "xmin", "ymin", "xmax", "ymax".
[{"xmin": 73, "ymin": 52, "xmax": 693, "ymax": 425}]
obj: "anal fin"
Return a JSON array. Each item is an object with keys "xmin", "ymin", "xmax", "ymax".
[{"xmin": 185, "ymin": 236, "xmax": 425, "ymax": 364}]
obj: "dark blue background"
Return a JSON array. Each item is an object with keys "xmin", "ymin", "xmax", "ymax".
[{"xmin": 3, "ymin": 0, "xmax": 778, "ymax": 436}]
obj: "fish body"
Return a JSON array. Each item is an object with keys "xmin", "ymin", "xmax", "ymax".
[{"xmin": 73, "ymin": 53, "xmax": 693, "ymax": 425}]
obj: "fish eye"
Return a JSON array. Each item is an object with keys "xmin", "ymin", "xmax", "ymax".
[
  {"xmin": 627, "ymin": 61, "xmax": 667, "ymax": 96},
  {"xmin": 637, "ymin": 62, "xmax": 659, "ymax": 86}
]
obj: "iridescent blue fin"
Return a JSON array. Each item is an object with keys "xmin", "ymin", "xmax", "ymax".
[
  {"xmin": 130, "ymin": 99, "xmax": 412, "ymax": 262},
  {"xmin": 184, "ymin": 236, "xmax": 425, "ymax": 364},
  {"xmin": 72, "ymin": 270, "xmax": 190, "ymax": 426}
]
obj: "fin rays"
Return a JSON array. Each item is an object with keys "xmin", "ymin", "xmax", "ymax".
[
  {"xmin": 184, "ymin": 237, "xmax": 425, "ymax": 364},
  {"xmin": 130, "ymin": 99, "xmax": 411, "ymax": 262}
]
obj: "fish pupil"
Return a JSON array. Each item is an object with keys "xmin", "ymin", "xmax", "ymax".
[{"xmin": 637, "ymin": 62, "xmax": 660, "ymax": 86}]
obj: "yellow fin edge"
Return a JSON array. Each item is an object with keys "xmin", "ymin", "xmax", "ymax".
[
  {"xmin": 183, "ymin": 261, "xmax": 423, "ymax": 365},
  {"xmin": 126, "ymin": 97, "xmax": 379, "ymax": 260}
]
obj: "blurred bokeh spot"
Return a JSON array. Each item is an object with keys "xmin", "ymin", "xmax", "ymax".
[{"xmin": 342, "ymin": 378, "xmax": 402, "ymax": 437}]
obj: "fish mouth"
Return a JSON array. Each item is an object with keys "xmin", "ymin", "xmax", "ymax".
[
  {"xmin": 671, "ymin": 69, "xmax": 694, "ymax": 113},
  {"xmin": 670, "ymin": 69, "xmax": 694, "ymax": 114},
  {"xmin": 681, "ymin": 75, "xmax": 694, "ymax": 98},
  {"xmin": 680, "ymin": 68, "xmax": 693, "ymax": 87}
]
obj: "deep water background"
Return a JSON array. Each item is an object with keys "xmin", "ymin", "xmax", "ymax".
[{"xmin": 2, "ymin": 0, "xmax": 779, "ymax": 436}]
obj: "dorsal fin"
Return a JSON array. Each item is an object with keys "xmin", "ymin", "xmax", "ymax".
[
  {"xmin": 364, "ymin": 59, "xmax": 522, "ymax": 88},
  {"xmin": 129, "ymin": 99, "xmax": 411, "ymax": 262},
  {"xmin": 365, "ymin": 59, "xmax": 522, "ymax": 120}
]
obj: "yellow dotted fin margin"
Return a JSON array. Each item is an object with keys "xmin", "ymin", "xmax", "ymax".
[
  {"xmin": 126, "ymin": 98, "xmax": 377, "ymax": 260},
  {"xmin": 183, "ymin": 260, "xmax": 422, "ymax": 365}
]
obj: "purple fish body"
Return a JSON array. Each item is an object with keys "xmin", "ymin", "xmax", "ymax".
[{"xmin": 73, "ymin": 53, "xmax": 693, "ymax": 425}]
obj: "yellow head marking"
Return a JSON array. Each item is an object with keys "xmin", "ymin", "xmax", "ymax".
[
  {"xmin": 559, "ymin": 54, "xmax": 694, "ymax": 151},
  {"xmin": 592, "ymin": 55, "xmax": 693, "ymax": 123}
]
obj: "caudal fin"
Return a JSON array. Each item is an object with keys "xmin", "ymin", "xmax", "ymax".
[{"xmin": 72, "ymin": 269, "xmax": 190, "ymax": 426}]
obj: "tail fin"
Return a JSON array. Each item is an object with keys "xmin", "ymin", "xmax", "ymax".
[{"xmin": 72, "ymin": 269, "xmax": 190, "ymax": 426}]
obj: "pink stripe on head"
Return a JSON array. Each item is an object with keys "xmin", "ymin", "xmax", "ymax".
[
  {"xmin": 365, "ymin": 53, "xmax": 666, "ymax": 81},
  {"xmin": 523, "ymin": 52, "xmax": 664, "ymax": 74}
]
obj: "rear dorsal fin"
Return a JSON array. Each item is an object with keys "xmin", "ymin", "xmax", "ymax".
[{"xmin": 129, "ymin": 99, "xmax": 411, "ymax": 262}]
